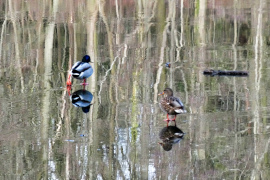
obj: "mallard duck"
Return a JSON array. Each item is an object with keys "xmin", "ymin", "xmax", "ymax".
[
  {"xmin": 158, "ymin": 88, "xmax": 186, "ymax": 124},
  {"xmin": 159, "ymin": 126, "xmax": 185, "ymax": 151},
  {"xmin": 67, "ymin": 55, "xmax": 93, "ymax": 86},
  {"xmin": 70, "ymin": 90, "xmax": 93, "ymax": 113}
]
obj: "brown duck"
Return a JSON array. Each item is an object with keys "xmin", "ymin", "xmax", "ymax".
[{"xmin": 158, "ymin": 88, "xmax": 186, "ymax": 124}]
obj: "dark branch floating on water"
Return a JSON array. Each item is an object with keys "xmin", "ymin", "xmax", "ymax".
[{"xmin": 203, "ymin": 69, "xmax": 249, "ymax": 76}]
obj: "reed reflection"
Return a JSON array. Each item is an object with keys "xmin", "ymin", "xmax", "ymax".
[
  {"xmin": 70, "ymin": 89, "xmax": 93, "ymax": 113},
  {"xmin": 159, "ymin": 125, "xmax": 185, "ymax": 151}
]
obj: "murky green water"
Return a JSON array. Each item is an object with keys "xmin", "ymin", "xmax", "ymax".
[{"xmin": 0, "ymin": 0, "xmax": 270, "ymax": 179}]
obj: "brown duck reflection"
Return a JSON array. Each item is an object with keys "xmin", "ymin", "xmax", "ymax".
[
  {"xmin": 159, "ymin": 125, "xmax": 185, "ymax": 151},
  {"xmin": 70, "ymin": 89, "xmax": 93, "ymax": 113}
]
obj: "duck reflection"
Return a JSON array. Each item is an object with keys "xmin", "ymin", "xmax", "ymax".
[
  {"xmin": 70, "ymin": 90, "xmax": 93, "ymax": 113},
  {"xmin": 159, "ymin": 125, "xmax": 185, "ymax": 151}
]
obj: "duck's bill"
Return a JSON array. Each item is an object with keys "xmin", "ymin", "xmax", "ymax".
[{"xmin": 158, "ymin": 92, "xmax": 165, "ymax": 96}]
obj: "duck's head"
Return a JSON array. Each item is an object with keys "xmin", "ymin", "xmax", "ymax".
[
  {"xmin": 158, "ymin": 88, "xmax": 173, "ymax": 97},
  {"xmin": 158, "ymin": 142, "xmax": 173, "ymax": 151},
  {"xmin": 82, "ymin": 55, "xmax": 92, "ymax": 63}
]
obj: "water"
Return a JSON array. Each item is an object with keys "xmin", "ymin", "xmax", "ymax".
[{"xmin": 0, "ymin": 0, "xmax": 270, "ymax": 179}]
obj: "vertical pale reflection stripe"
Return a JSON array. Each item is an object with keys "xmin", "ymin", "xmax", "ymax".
[
  {"xmin": 0, "ymin": 18, "xmax": 6, "ymax": 62},
  {"xmin": 153, "ymin": 13, "xmax": 171, "ymax": 103},
  {"xmin": 42, "ymin": 0, "xmax": 59, "ymax": 179},
  {"xmin": 198, "ymin": 0, "xmax": 206, "ymax": 45},
  {"xmin": 43, "ymin": 21, "xmax": 54, "ymax": 180},
  {"xmin": 8, "ymin": 0, "xmax": 24, "ymax": 92},
  {"xmin": 86, "ymin": 2, "xmax": 99, "ymax": 179},
  {"xmin": 179, "ymin": 0, "xmax": 184, "ymax": 47},
  {"xmin": 169, "ymin": 0, "xmax": 176, "ymax": 88},
  {"xmin": 232, "ymin": 0, "xmax": 238, "ymax": 174},
  {"xmin": 251, "ymin": 0, "xmax": 264, "ymax": 179},
  {"xmin": 253, "ymin": 0, "xmax": 263, "ymax": 135}
]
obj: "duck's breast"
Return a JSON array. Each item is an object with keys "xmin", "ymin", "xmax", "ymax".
[
  {"xmin": 159, "ymin": 97, "xmax": 170, "ymax": 113},
  {"xmin": 159, "ymin": 97, "xmax": 178, "ymax": 115}
]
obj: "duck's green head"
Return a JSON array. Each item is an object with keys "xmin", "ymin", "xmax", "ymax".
[{"xmin": 82, "ymin": 55, "xmax": 91, "ymax": 63}]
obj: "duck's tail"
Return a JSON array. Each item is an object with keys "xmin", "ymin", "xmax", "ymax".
[{"xmin": 175, "ymin": 109, "xmax": 186, "ymax": 114}]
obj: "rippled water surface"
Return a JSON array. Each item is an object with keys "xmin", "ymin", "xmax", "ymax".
[{"xmin": 0, "ymin": 0, "xmax": 270, "ymax": 179}]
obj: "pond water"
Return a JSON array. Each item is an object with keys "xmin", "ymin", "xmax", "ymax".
[{"xmin": 0, "ymin": 0, "xmax": 270, "ymax": 179}]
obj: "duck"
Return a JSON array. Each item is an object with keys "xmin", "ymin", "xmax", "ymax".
[
  {"xmin": 158, "ymin": 88, "xmax": 186, "ymax": 125},
  {"xmin": 159, "ymin": 125, "xmax": 185, "ymax": 151},
  {"xmin": 67, "ymin": 55, "xmax": 93, "ymax": 86},
  {"xmin": 70, "ymin": 89, "xmax": 93, "ymax": 113}
]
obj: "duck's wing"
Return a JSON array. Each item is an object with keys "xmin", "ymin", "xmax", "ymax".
[
  {"xmin": 79, "ymin": 66, "xmax": 93, "ymax": 79},
  {"xmin": 163, "ymin": 133, "xmax": 183, "ymax": 143},
  {"xmin": 75, "ymin": 90, "xmax": 94, "ymax": 102},
  {"xmin": 71, "ymin": 62, "xmax": 90, "ymax": 72},
  {"xmin": 71, "ymin": 61, "xmax": 81, "ymax": 71},
  {"xmin": 71, "ymin": 62, "xmax": 92, "ymax": 79},
  {"xmin": 71, "ymin": 62, "xmax": 82, "ymax": 77},
  {"xmin": 169, "ymin": 96, "xmax": 184, "ymax": 108},
  {"xmin": 73, "ymin": 100, "xmax": 91, "ymax": 107},
  {"xmin": 73, "ymin": 62, "xmax": 91, "ymax": 72},
  {"xmin": 71, "ymin": 95, "xmax": 91, "ymax": 107},
  {"xmin": 168, "ymin": 132, "xmax": 185, "ymax": 143},
  {"xmin": 168, "ymin": 126, "xmax": 185, "ymax": 136},
  {"xmin": 167, "ymin": 97, "xmax": 186, "ymax": 114},
  {"xmin": 71, "ymin": 91, "xmax": 93, "ymax": 107}
]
